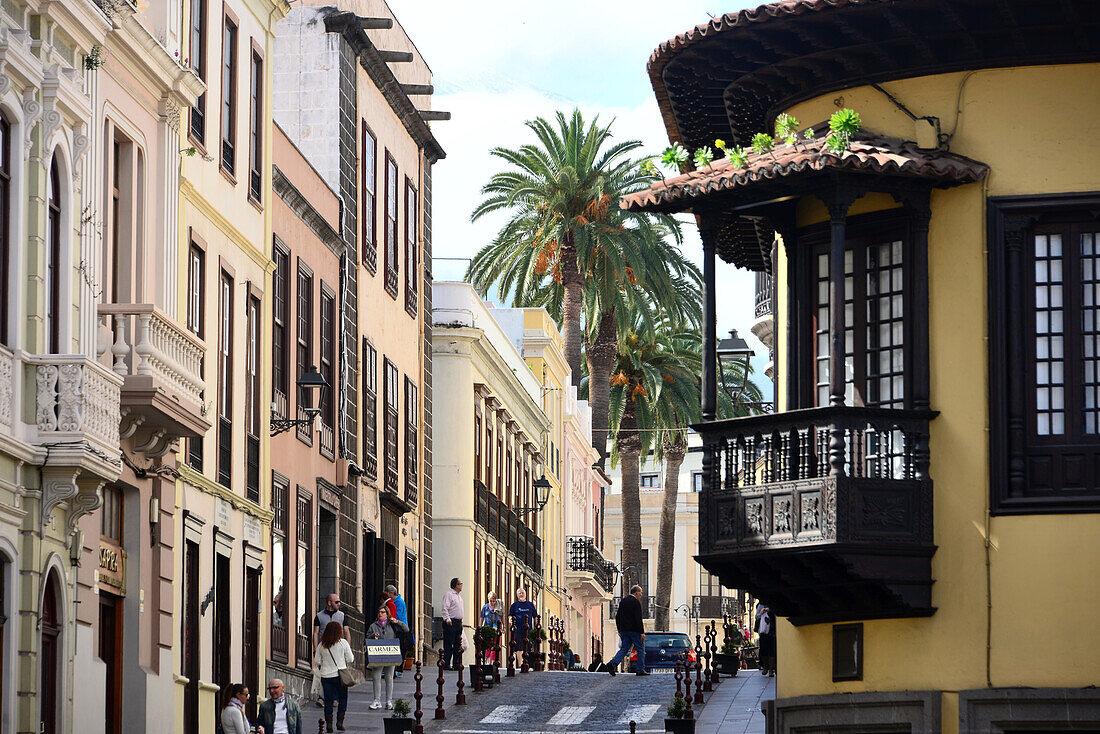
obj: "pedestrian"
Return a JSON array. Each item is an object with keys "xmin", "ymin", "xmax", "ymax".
[
  {"xmin": 480, "ymin": 592, "xmax": 503, "ymax": 663},
  {"xmin": 606, "ymin": 585, "xmax": 649, "ymax": 676},
  {"xmin": 441, "ymin": 577, "xmax": 464, "ymax": 670},
  {"xmin": 755, "ymin": 602, "xmax": 776, "ymax": 677},
  {"xmin": 312, "ymin": 593, "xmax": 349, "ymax": 706},
  {"xmin": 367, "ymin": 604, "xmax": 409, "ymax": 709},
  {"xmin": 313, "ymin": 621, "xmax": 355, "ymax": 732},
  {"xmin": 219, "ymin": 683, "xmax": 256, "ymax": 734},
  {"xmin": 587, "ymin": 651, "xmax": 604, "ymax": 672},
  {"xmin": 385, "ymin": 585, "xmax": 411, "ymax": 677},
  {"xmin": 508, "ymin": 587, "xmax": 539, "ymax": 667},
  {"xmin": 257, "ymin": 678, "xmax": 302, "ymax": 734}
]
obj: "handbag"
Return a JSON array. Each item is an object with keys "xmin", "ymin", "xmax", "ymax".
[{"xmin": 328, "ymin": 645, "xmax": 357, "ymax": 688}]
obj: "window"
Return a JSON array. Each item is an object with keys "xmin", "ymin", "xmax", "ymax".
[
  {"xmin": 990, "ymin": 195, "xmax": 1100, "ymax": 513},
  {"xmin": 404, "ymin": 178, "xmax": 418, "ymax": 315},
  {"xmin": 187, "ymin": 244, "xmax": 205, "ymax": 337},
  {"xmin": 272, "ymin": 242, "xmax": 289, "ymax": 416},
  {"xmin": 699, "ymin": 567, "xmax": 720, "ymax": 597},
  {"xmin": 270, "ymin": 475, "xmax": 289, "ymax": 662},
  {"xmin": 217, "ymin": 270, "xmax": 233, "ymax": 488},
  {"xmin": 383, "ymin": 152, "xmax": 398, "ymax": 296},
  {"xmin": 295, "ymin": 488, "xmax": 312, "ymax": 663},
  {"xmin": 189, "ymin": 0, "xmax": 207, "ymax": 143},
  {"xmin": 640, "ymin": 473, "xmax": 659, "ymax": 489},
  {"xmin": 220, "ymin": 12, "xmax": 238, "ymax": 176},
  {"xmin": 0, "ymin": 115, "xmax": 10, "ymax": 347},
  {"xmin": 486, "ymin": 420, "xmax": 493, "ymax": 496},
  {"xmin": 319, "ymin": 286, "xmax": 335, "ymax": 431},
  {"xmin": 247, "ymin": 44, "xmax": 262, "ymax": 202},
  {"xmin": 383, "ymin": 358, "xmax": 399, "ymax": 494},
  {"xmin": 245, "ymin": 293, "xmax": 261, "ymax": 503},
  {"xmin": 405, "ymin": 377, "xmax": 418, "ymax": 505},
  {"xmin": 102, "ymin": 128, "xmax": 146, "ymax": 305},
  {"xmin": 474, "ymin": 410, "xmax": 482, "ymax": 483},
  {"xmin": 46, "ymin": 156, "xmax": 61, "ymax": 354},
  {"xmin": 362, "ymin": 340, "xmax": 377, "ymax": 479},
  {"xmin": 100, "ymin": 486, "xmax": 123, "ymax": 543},
  {"xmin": 296, "ymin": 261, "xmax": 313, "ymax": 443},
  {"xmin": 691, "ymin": 471, "xmax": 703, "ymax": 493},
  {"xmin": 361, "ymin": 123, "xmax": 377, "ymax": 271},
  {"xmin": 495, "ymin": 428, "xmax": 503, "ymax": 501}
]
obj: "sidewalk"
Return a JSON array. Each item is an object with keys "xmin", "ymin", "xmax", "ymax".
[
  {"xmin": 301, "ymin": 664, "xmax": 425, "ymax": 732},
  {"xmin": 694, "ymin": 670, "xmax": 775, "ymax": 734}
]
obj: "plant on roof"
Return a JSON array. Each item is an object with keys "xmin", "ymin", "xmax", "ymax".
[
  {"xmin": 83, "ymin": 45, "xmax": 104, "ymax": 70},
  {"xmin": 751, "ymin": 132, "xmax": 775, "ymax": 157},
  {"xmin": 639, "ymin": 158, "xmax": 664, "ymax": 182},
  {"xmin": 692, "ymin": 146, "xmax": 714, "ymax": 169},
  {"xmin": 728, "ymin": 146, "xmax": 749, "ymax": 169},
  {"xmin": 660, "ymin": 143, "xmax": 689, "ymax": 170},
  {"xmin": 774, "ymin": 113, "xmax": 800, "ymax": 146},
  {"xmin": 824, "ymin": 108, "xmax": 861, "ymax": 154},
  {"xmin": 714, "ymin": 138, "xmax": 727, "ymax": 152}
]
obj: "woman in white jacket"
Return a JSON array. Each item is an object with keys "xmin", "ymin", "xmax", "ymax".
[
  {"xmin": 314, "ymin": 621, "xmax": 355, "ymax": 732},
  {"xmin": 219, "ymin": 683, "xmax": 257, "ymax": 734}
]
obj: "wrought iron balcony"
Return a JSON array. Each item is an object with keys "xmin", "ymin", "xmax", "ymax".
[
  {"xmin": 565, "ymin": 536, "xmax": 615, "ymax": 598},
  {"xmin": 696, "ymin": 405, "xmax": 936, "ymax": 625},
  {"xmin": 754, "ymin": 270, "xmax": 773, "ymax": 319},
  {"xmin": 692, "ymin": 595, "xmax": 740, "ymax": 620},
  {"xmin": 99, "ymin": 304, "xmax": 210, "ymax": 457}
]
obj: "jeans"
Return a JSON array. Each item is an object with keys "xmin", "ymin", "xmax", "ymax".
[
  {"xmin": 607, "ymin": 631, "xmax": 646, "ymax": 671},
  {"xmin": 442, "ymin": 619, "xmax": 462, "ymax": 669},
  {"xmin": 320, "ymin": 676, "xmax": 347, "ymax": 718},
  {"xmin": 371, "ymin": 665, "xmax": 395, "ymax": 704}
]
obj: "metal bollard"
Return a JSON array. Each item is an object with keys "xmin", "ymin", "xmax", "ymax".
[
  {"xmin": 675, "ymin": 662, "xmax": 683, "ymax": 697},
  {"xmin": 708, "ymin": 624, "xmax": 720, "ymax": 686},
  {"xmin": 507, "ymin": 619, "xmax": 516, "ymax": 677},
  {"xmin": 683, "ymin": 661, "xmax": 693, "ymax": 704},
  {"xmin": 699, "ymin": 632, "xmax": 711, "ymax": 693},
  {"xmin": 435, "ymin": 649, "xmax": 446, "ymax": 720},
  {"xmin": 317, "ymin": 718, "xmax": 325, "ymax": 734},
  {"xmin": 413, "ymin": 660, "xmax": 424, "ymax": 734},
  {"xmin": 684, "ymin": 683, "xmax": 694, "ymax": 720},
  {"xmin": 694, "ymin": 635, "xmax": 705, "ymax": 704},
  {"xmin": 455, "ymin": 653, "xmax": 467, "ymax": 705},
  {"xmin": 472, "ymin": 634, "xmax": 483, "ymax": 693},
  {"xmin": 629, "ymin": 720, "xmax": 637, "ymax": 734}
]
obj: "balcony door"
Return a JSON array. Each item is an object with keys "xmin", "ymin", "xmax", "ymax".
[{"xmin": 39, "ymin": 573, "xmax": 61, "ymax": 734}]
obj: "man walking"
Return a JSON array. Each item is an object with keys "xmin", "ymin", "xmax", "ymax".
[
  {"xmin": 385, "ymin": 585, "xmax": 410, "ymax": 677},
  {"xmin": 314, "ymin": 594, "xmax": 350, "ymax": 645},
  {"xmin": 257, "ymin": 679, "xmax": 302, "ymax": 734},
  {"xmin": 607, "ymin": 585, "xmax": 648, "ymax": 676},
  {"xmin": 442, "ymin": 578, "xmax": 464, "ymax": 670},
  {"xmin": 508, "ymin": 587, "xmax": 539, "ymax": 668}
]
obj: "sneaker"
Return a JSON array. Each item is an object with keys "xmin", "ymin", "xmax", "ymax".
[
  {"xmin": 386, "ymin": 701, "xmax": 394, "ymax": 710},
  {"xmin": 369, "ymin": 701, "xmax": 382, "ymax": 710},
  {"xmin": 608, "ymin": 668, "xmax": 617, "ymax": 677},
  {"xmin": 394, "ymin": 671, "xmax": 403, "ymax": 678}
]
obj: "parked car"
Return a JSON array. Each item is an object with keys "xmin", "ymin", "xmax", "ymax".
[{"xmin": 628, "ymin": 632, "xmax": 697, "ymax": 673}]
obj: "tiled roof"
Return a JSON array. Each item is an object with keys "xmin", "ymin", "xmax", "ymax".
[{"xmin": 621, "ymin": 130, "xmax": 988, "ymax": 213}]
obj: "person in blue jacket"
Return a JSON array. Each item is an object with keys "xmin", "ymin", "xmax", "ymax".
[
  {"xmin": 385, "ymin": 585, "xmax": 411, "ymax": 677},
  {"xmin": 508, "ymin": 587, "xmax": 539, "ymax": 667}
]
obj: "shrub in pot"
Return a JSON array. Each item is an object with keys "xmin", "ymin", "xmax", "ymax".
[
  {"xmin": 383, "ymin": 699, "xmax": 414, "ymax": 734},
  {"xmin": 713, "ymin": 639, "xmax": 741, "ymax": 677},
  {"xmin": 664, "ymin": 693, "xmax": 695, "ymax": 734}
]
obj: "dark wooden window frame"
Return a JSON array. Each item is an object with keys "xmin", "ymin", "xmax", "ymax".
[
  {"xmin": 989, "ymin": 192, "xmax": 1100, "ymax": 514},
  {"xmin": 319, "ymin": 283, "xmax": 336, "ymax": 433},
  {"xmin": 270, "ymin": 473, "xmax": 289, "ymax": 663},
  {"xmin": 247, "ymin": 39, "xmax": 263, "ymax": 203},
  {"xmin": 404, "ymin": 177, "xmax": 418, "ymax": 317},
  {"xmin": 405, "ymin": 376, "xmax": 417, "ymax": 506},
  {"xmin": 362, "ymin": 339, "xmax": 378, "ymax": 479},
  {"xmin": 47, "ymin": 157, "xmax": 61, "ymax": 354},
  {"xmin": 361, "ymin": 122, "xmax": 377, "ymax": 273},
  {"xmin": 245, "ymin": 288, "xmax": 261, "ymax": 503},
  {"xmin": 832, "ymin": 622, "xmax": 863, "ymax": 682},
  {"xmin": 474, "ymin": 409, "xmax": 482, "ymax": 483},
  {"xmin": 220, "ymin": 5, "xmax": 239, "ymax": 179},
  {"xmin": 271, "ymin": 238, "xmax": 289, "ymax": 417},
  {"xmin": 383, "ymin": 358, "xmax": 399, "ymax": 495},
  {"xmin": 0, "ymin": 115, "xmax": 9, "ymax": 348},
  {"xmin": 383, "ymin": 151, "xmax": 398, "ymax": 298},
  {"xmin": 296, "ymin": 259, "xmax": 313, "ymax": 445},
  {"xmin": 187, "ymin": 239, "xmax": 205, "ymax": 338},
  {"xmin": 217, "ymin": 267, "xmax": 234, "ymax": 488},
  {"xmin": 188, "ymin": 0, "xmax": 208, "ymax": 147},
  {"xmin": 100, "ymin": 485, "xmax": 124, "ymax": 542}
]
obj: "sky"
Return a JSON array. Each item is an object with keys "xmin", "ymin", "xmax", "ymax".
[{"xmin": 389, "ymin": 0, "xmax": 771, "ymax": 385}]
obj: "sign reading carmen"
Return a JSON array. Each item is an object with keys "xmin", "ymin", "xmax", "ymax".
[{"xmin": 363, "ymin": 640, "xmax": 403, "ymax": 668}]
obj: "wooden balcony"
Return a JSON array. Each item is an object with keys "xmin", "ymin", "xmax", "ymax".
[
  {"xmin": 99, "ymin": 304, "xmax": 210, "ymax": 457},
  {"xmin": 696, "ymin": 406, "xmax": 937, "ymax": 625}
]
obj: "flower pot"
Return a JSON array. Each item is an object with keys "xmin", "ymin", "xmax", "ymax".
[
  {"xmin": 664, "ymin": 717, "xmax": 696, "ymax": 734},
  {"xmin": 383, "ymin": 717, "xmax": 415, "ymax": 734},
  {"xmin": 713, "ymin": 652, "xmax": 740, "ymax": 677},
  {"xmin": 402, "ymin": 657, "xmax": 414, "ymax": 671}
]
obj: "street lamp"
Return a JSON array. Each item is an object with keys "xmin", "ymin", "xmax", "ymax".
[
  {"xmin": 270, "ymin": 365, "xmax": 329, "ymax": 436},
  {"xmin": 716, "ymin": 329, "xmax": 754, "ymax": 406},
  {"xmin": 515, "ymin": 474, "xmax": 551, "ymax": 516}
]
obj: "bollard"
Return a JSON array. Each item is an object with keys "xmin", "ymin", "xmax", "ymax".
[
  {"xmin": 435, "ymin": 648, "xmax": 446, "ymax": 720},
  {"xmin": 675, "ymin": 662, "xmax": 683, "ymax": 697},
  {"xmin": 317, "ymin": 718, "xmax": 325, "ymax": 734},
  {"xmin": 552, "ymin": 617, "xmax": 560, "ymax": 670},
  {"xmin": 684, "ymin": 682, "xmax": 694, "ymax": 721},
  {"xmin": 494, "ymin": 630, "xmax": 503, "ymax": 683},
  {"xmin": 699, "ymin": 632, "xmax": 712, "ymax": 693},
  {"xmin": 630, "ymin": 721, "xmax": 637, "ymax": 734},
  {"xmin": 521, "ymin": 630, "xmax": 530, "ymax": 674},
  {"xmin": 472, "ymin": 633, "xmax": 483, "ymax": 693},
  {"xmin": 694, "ymin": 635, "xmax": 705, "ymax": 704},
  {"xmin": 413, "ymin": 661, "xmax": 425, "ymax": 734},
  {"xmin": 683, "ymin": 661, "xmax": 693, "ymax": 704},
  {"xmin": 708, "ymin": 624, "xmax": 720, "ymax": 686},
  {"xmin": 455, "ymin": 653, "xmax": 467, "ymax": 705},
  {"xmin": 507, "ymin": 619, "xmax": 516, "ymax": 677}
]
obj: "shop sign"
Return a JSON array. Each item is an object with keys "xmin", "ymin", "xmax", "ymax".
[{"xmin": 98, "ymin": 540, "xmax": 126, "ymax": 595}]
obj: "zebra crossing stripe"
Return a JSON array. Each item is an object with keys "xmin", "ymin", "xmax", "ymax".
[
  {"xmin": 616, "ymin": 704, "xmax": 661, "ymax": 724},
  {"xmin": 546, "ymin": 706, "xmax": 596, "ymax": 725},
  {"xmin": 479, "ymin": 705, "xmax": 529, "ymax": 723}
]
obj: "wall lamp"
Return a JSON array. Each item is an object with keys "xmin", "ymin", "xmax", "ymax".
[
  {"xmin": 514, "ymin": 475, "xmax": 552, "ymax": 517},
  {"xmin": 270, "ymin": 365, "xmax": 328, "ymax": 436}
]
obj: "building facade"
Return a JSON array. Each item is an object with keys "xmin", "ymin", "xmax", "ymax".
[
  {"xmin": 625, "ymin": 2, "xmax": 1100, "ymax": 731},
  {"xmin": 431, "ymin": 283, "xmax": 548, "ymax": 653}
]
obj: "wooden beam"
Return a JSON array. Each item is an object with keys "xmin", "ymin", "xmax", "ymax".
[
  {"xmin": 401, "ymin": 83, "xmax": 434, "ymax": 96},
  {"xmin": 359, "ymin": 17, "xmax": 393, "ymax": 30},
  {"xmin": 419, "ymin": 110, "xmax": 451, "ymax": 121},
  {"xmin": 376, "ymin": 50, "xmax": 413, "ymax": 63}
]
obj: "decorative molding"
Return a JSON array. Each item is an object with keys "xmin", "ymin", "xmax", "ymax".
[
  {"xmin": 178, "ymin": 465, "xmax": 274, "ymax": 523},
  {"xmin": 272, "ymin": 165, "xmax": 342, "ymax": 254},
  {"xmin": 21, "ymin": 86, "xmax": 41, "ymax": 154}
]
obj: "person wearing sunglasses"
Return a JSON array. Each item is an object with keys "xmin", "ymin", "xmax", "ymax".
[{"xmin": 257, "ymin": 679, "xmax": 302, "ymax": 734}]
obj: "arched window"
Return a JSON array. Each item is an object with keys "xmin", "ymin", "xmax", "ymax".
[
  {"xmin": 0, "ymin": 115, "xmax": 10, "ymax": 347},
  {"xmin": 46, "ymin": 157, "xmax": 61, "ymax": 353},
  {"xmin": 40, "ymin": 573, "xmax": 60, "ymax": 734}
]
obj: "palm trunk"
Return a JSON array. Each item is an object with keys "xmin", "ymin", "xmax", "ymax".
[
  {"xmin": 618, "ymin": 401, "xmax": 644, "ymax": 602},
  {"xmin": 560, "ymin": 232, "xmax": 584, "ymax": 387},
  {"xmin": 654, "ymin": 435, "xmax": 687, "ymax": 630},
  {"xmin": 585, "ymin": 307, "xmax": 616, "ymax": 470}
]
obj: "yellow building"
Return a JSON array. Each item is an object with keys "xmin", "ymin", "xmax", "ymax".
[{"xmin": 625, "ymin": 2, "xmax": 1100, "ymax": 731}]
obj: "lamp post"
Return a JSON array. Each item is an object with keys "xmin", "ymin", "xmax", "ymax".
[
  {"xmin": 270, "ymin": 365, "xmax": 329, "ymax": 436},
  {"xmin": 514, "ymin": 475, "xmax": 551, "ymax": 517}
]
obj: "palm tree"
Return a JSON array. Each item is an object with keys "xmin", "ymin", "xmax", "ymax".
[{"xmin": 466, "ymin": 109, "xmax": 691, "ymax": 467}]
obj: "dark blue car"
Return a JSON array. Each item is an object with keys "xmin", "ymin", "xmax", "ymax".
[{"xmin": 628, "ymin": 631, "xmax": 697, "ymax": 673}]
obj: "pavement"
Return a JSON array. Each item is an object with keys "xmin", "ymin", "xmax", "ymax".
[{"xmin": 305, "ymin": 663, "xmax": 775, "ymax": 733}]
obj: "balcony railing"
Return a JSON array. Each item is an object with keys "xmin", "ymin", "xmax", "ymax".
[
  {"xmin": 319, "ymin": 422, "xmax": 335, "ymax": 459},
  {"xmin": 475, "ymin": 480, "xmax": 542, "ymax": 577},
  {"xmin": 692, "ymin": 595, "xmax": 740, "ymax": 620},
  {"xmin": 33, "ymin": 354, "xmax": 122, "ymax": 455},
  {"xmin": 697, "ymin": 405, "xmax": 936, "ymax": 624},
  {"xmin": 754, "ymin": 270, "xmax": 773, "ymax": 319},
  {"xmin": 0, "ymin": 346, "xmax": 12, "ymax": 432},
  {"xmin": 566, "ymin": 536, "xmax": 615, "ymax": 593}
]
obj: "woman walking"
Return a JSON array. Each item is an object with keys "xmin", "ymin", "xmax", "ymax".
[
  {"xmin": 219, "ymin": 683, "xmax": 256, "ymax": 734},
  {"xmin": 367, "ymin": 605, "xmax": 408, "ymax": 710},
  {"xmin": 314, "ymin": 621, "xmax": 355, "ymax": 732},
  {"xmin": 480, "ymin": 592, "xmax": 503, "ymax": 663}
]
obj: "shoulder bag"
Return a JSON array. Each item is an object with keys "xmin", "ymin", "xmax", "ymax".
[{"xmin": 328, "ymin": 644, "xmax": 357, "ymax": 688}]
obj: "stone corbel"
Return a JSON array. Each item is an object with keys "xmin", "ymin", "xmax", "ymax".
[
  {"xmin": 68, "ymin": 476, "xmax": 106, "ymax": 534},
  {"xmin": 72, "ymin": 120, "xmax": 89, "ymax": 168},
  {"xmin": 21, "ymin": 87, "xmax": 41, "ymax": 155},
  {"xmin": 119, "ymin": 410, "xmax": 145, "ymax": 440},
  {"xmin": 133, "ymin": 427, "xmax": 172, "ymax": 458},
  {"xmin": 39, "ymin": 67, "xmax": 62, "ymax": 151},
  {"xmin": 159, "ymin": 96, "xmax": 182, "ymax": 134},
  {"xmin": 40, "ymin": 466, "xmax": 105, "ymax": 533},
  {"xmin": 0, "ymin": 31, "xmax": 12, "ymax": 98}
]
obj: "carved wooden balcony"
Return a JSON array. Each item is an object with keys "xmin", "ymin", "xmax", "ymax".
[
  {"xmin": 696, "ymin": 405, "xmax": 937, "ymax": 625},
  {"xmin": 99, "ymin": 304, "xmax": 210, "ymax": 457}
]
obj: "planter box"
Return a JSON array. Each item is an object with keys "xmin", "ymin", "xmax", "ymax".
[
  {"xmin": 383, "ymin": 717, "xmax": 414, "ymax": 734},
  {"xmin": 665, "ymin": 717, "xmax": 696, "ymax": 734},
  {"xmin": 402, "ymin": 657, "xmax": 414, "ymax": 671},
  {"xmin": 713, "ymin": 652, "xmax": 740, "ymax": 677}
]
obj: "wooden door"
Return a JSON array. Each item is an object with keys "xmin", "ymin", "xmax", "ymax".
[
  {"xmin": 99, "ymin": 593, "xmax": 123, "ymax": 734},
  {"xmin": 40, "ymin": 578, "xmax": 59, "ymax": 734},
  {"xmin": 243, "ymin": 567, "xmax": 260, "ymax": 720}
]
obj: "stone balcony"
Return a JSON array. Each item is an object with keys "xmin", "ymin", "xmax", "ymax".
[
  {"xmin": 696, "ymin": 405, "xmax": 937, "ymax": 625},
  {"xmin": 565, "ymin": 535, "xmax": 615, "ymax": 602},
  {"xmin": 99, "ymin": 304, "xmax": 210, "ymax": 457}
]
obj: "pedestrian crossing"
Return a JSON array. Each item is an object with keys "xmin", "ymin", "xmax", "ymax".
[{"xmin": 476, "ymin": 702, "xmax": 662, "ymax": 726}]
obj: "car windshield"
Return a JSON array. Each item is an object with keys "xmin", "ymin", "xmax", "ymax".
[{"xmin": 645, "ymin": 633, "xmax": 691, "ymax": 649}]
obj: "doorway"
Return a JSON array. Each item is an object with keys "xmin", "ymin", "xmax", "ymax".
[
  {"xmin": 99, "ymin": 593, "xmax": 123, "ymax": 734},
  {"xmin": 213, "ymin": 552, "xmax": 231, "ymax": 693},
  {"xmin": 182, "ymin": 540, "xmax": 199, "ymax": 733},
  {"xmin": 317, "ymin": 506, "xmax": 337, "ymax": 602},
  {"xmin": 243, "ymin": 566, "xmax": 260, "ymax": 720},
  {"xmin": 40, "ymin": 575, "xmax": 60, "ymax": 734}
]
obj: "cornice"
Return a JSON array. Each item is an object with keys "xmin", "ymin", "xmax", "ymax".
[
  {"xmin": 180, "ymin": 178, "xmax": 274, "ymax": 273},
  {"xmin": 272, "ymin": 165, "xmax": 343, "ymax": 256},
  {"xmin": 178, "ymin": 464, "xmax": 274, "ymax": 523},
  {"xmin": 108, "ymin": 14, "xmax": 206, "ymax": 109}
]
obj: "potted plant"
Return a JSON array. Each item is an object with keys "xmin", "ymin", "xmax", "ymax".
[
  {"xmin": 713, "ymin": 631, "xmax": 743, "ymax": 677},
  {"xmin": 383, "ymin": 699, "xmax": 413, "ymax": 734},
  {"xmin": 664, "ymin": 693, "xmax": 695, "ymax": 734}
]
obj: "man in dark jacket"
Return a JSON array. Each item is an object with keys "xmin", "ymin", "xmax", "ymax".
[{"xmin": 606, "ymin": 585, "xmax": 648, "ymax": 676}]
